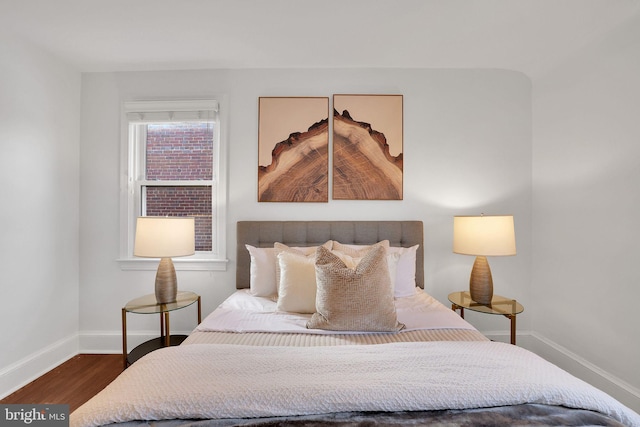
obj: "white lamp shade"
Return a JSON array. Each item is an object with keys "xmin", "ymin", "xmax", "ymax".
[
  {"xmin": 134, "ymin": 217, "xmax": 195, "ymax": 258},
  {"xmin": 453, "ymin": 215, "xmax": 516, "ymax": 256}
]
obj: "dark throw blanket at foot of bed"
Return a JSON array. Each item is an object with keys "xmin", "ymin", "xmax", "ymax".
[{"xmin": 127, "ymin": 404, "xmax": 625, "ymax": 426}]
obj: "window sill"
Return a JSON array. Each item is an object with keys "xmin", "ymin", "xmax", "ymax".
[{"xmin": 117, "ymin": 257, "xmax": 228, "ymax": 271}]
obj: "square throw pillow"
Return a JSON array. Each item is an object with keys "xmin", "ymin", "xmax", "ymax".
[
  {"xmin": 274, "ymin": 241, "xmax": 331, "ymax": 286},
  {"xmin": 387, "ymin": 244, "xmax": 419, "ymax": 297},
  {"xmin": 332, "ymin": 240, "xmax": 416, "ymax": 297},
  {"xmin": 245, "ymin": 245, "xmax": 278, "ymax": 297},
  {"xmin": 307, "ymin": 245, "xmax": 404, "ymax": 332},
  {"xmin": 276, "ymin": 251, "xmax": 318, "ymax": 314},
  {"xmin": 330, "ymin": 247, "xmax": 400, "ymax": 287}
]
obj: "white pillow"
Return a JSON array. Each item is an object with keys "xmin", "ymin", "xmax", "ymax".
[
  {"xmin": 387, "ymin": 244, "xmax": 419, "ymax": 297},
  {"xmin": 386, "ymin": 251, "xmax": 400, "ymax": 291},
  {"xmin": 245, "ymin": 245, "xmax": 278, "ymax": 297},
  {"xmin": 276, "ymin": 251, "xmax": 318, "ymax": 313}
]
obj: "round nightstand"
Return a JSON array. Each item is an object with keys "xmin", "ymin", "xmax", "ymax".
[
  {"xmin": 448, "ymin": 291, "xmax": 523, "ymax": 345},
  {"xmin": 122, "ymin": 291, "xmax": 201, "ymax": 368}
]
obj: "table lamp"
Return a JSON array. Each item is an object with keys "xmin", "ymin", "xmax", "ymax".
[
  {"xmin": 453, "ymin": 215, "xmax": 516, "ymax": 305},
  {"xmin": 134, "ymin": 216, "xmax": 195, "ymax": 304}
]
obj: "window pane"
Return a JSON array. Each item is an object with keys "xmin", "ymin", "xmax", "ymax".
[
  {"xmin": 146, "ymin": 123, "xmax": 213, "ymax": 181},
  {"xmin": 144, "ymin": 186, "xmax": 212, "ymax": 252}
]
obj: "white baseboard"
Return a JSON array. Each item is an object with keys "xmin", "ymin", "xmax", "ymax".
[
  {"xmin": 78, "ymin": 331, "xmax": 123, "ymax": 354},
  {"xmin": 0, "ymin": 334, "xmax": 78, "ymax": 399},
  {"xmin": 486, "ymin": 330, "xmax": 640, "ymax": 413}
]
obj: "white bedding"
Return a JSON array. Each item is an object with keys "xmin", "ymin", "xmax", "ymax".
[
  {"xmin": 196, "ymin": 288, "xmax": 475, "ymax": 334},
  {"xmin": 71, "ymin": 341, "xmax": 640, "ymax": 427}
]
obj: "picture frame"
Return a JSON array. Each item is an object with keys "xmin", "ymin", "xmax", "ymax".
[
  {"xmin": 258, "ymin": 97, "xmax": 330, "ymax": 202},
  {"xmin": 332, "ymin": 94, "xmax": 403, "ymax": 200}
]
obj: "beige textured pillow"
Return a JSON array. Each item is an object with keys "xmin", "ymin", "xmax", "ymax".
[
  {"xmin": 332, "ymin": 240, "xmax": 403, "ymax": 295},
  {"xmin": 307, "ymin": 245, "xmax": 404, "ymax": 332}
]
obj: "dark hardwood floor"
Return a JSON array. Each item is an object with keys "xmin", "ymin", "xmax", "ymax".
[{"xmin": 0, "ymin": 354, "xmax": 123, "ymax": 412}]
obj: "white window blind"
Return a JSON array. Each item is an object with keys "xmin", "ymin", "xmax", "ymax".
[{"xmin": 124, "ymin": 100, "xmax": 219, "ymax": 123}]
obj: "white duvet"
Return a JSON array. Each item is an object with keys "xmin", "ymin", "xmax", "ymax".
[
  {"xmin": 71, "ymin": 341, "xmax": 640, "ymax": 427},
  {"xmin": 196, "ymin": 288, "xmax": 475, "ymax": 334}
]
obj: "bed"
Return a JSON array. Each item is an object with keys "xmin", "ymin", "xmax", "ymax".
[{"xmin": 71, "ymin": 221, "xmax": 640, "ymax": 427}]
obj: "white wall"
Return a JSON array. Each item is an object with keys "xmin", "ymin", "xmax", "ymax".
[
  {"xmin": 6, "ymin": 41, "xmax": 637, "ymax": 411},
  {"xmin": 78, "ymin": 68, "xmax": 532, "ymax": 352},
  {"xmin": 532, "ymin": 13, "xmax": 640, "ymax": 410},
  {"xmin": 0, "ymin": 34, "xmax": 81, "ymax": 394}
]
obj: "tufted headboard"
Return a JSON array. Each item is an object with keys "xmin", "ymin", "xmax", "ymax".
[{"xmin": 236, "ymin": 221, "xmax": 424, "ymax": 289}]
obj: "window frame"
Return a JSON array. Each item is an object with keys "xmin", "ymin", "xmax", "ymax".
[{"xmin": 118, "ymin": 99, "xmax": 228, "ymax": 271}]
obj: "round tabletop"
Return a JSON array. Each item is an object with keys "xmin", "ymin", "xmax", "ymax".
[
  {"xmin": 448, "ymin": 291, "xmax": 523, "ymax": 316},
  {"xmin": 124, "ymin": 291, "xmax": 199, "ymax": 314}
]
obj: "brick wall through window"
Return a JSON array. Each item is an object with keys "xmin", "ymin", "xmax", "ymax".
[
  {"xmin": 146, "ymin": 123, "xmax": 213, "ymax": 181},
  {"xmin": 144, "ymin": 123, "xmax": 213, "ymax": 251}
]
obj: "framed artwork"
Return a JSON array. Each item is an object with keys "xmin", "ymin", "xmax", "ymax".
[
  {"xmin": 332, "ymin": 94, "xmax": 403, "ymax": 200},
  {"xmin": 258, "ymin": 97, "xmax": 329, "ymax": 202}
]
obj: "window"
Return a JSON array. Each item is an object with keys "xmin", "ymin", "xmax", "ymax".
[{"xmin": 119, "ymin": 100, "xmax": 227, "ymax": 270}]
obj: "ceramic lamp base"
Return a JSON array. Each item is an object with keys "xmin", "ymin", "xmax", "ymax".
[
  {"xmin": 469, "ymin": 255, "xmax": 493, "ymax": 305},
  {"xmin": 155, "ymin": 257, "xmax": 178, "ymax": 304}
]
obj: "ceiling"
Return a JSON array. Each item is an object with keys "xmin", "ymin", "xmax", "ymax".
[{"xmin": 2, "ymin": 0, "xmax": 639, "ymax": 77}]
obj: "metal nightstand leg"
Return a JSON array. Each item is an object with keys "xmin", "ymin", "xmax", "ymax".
[
  {"xmin": 164, "ymin": 312, "xmax": 170, "ymax": 347},
  {"xmin": 451, "ymin": 303, "xmax": 464, "ymax": 318},
  {"xmin": 504, "ymin": 314, "xmax": 516, "ymax": 345},
  {"xmin": 122, "ymin": 308, "xmax": 127, "ymax": 369}
]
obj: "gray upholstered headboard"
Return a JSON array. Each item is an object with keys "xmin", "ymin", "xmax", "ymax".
[{"xmin": 236, "ymin": 221, "xmax": 424, "ymax": 289}]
